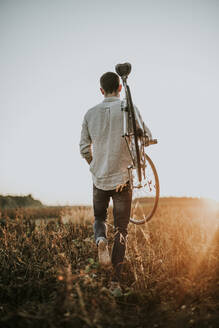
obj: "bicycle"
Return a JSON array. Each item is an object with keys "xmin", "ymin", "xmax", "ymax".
[{"xmin": 115, "ymin": 63, "xmax": 160, "ymax": 224}]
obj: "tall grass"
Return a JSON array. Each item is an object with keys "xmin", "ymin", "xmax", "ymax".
[{"xmin": 0, "ymin": 201, "xmax": 218, "ymax": 327}]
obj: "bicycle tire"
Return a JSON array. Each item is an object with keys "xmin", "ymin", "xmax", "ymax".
[{"xmin": 130, "ymin": 154, "xmax": 159, "ymax": 224}]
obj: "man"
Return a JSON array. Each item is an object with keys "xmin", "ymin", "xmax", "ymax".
[{"xmin": 79, "ymin": 71, "xmax": 152, "ymax": 281}]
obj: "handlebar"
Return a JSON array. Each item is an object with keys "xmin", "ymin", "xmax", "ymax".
[
  {"xmin": 149, "ymin": 139, "xmax": 157, "ymax": 145},
  {"xmin": 144, "ymin": 138, "xmax": 158, "ymax": 146}
]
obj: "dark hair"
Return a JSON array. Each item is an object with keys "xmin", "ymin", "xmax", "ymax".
[{"xmin": 100, "ymin": 72, "xmax": 120, "ymax": 94}]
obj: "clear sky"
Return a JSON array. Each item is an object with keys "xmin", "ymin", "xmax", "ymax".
[{"xmin": 0, "ymin": 0, "xmax": 218, "ymax": 205}]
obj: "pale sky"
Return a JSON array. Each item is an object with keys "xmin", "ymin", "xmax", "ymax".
[{"xmin": 0, "ymin": 0, "xmax": 218, "ymax": 205}]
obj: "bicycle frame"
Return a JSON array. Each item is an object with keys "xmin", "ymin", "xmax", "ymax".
[{"xmin": 116, "ymin": 62, "xmax": 159, "ymax": 224}]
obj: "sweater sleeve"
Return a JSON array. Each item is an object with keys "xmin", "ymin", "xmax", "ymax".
[
  {"xmin": 134, "ymin": 106, "xmax": 152, "ymax": 139},
  {"xmin": 79, "ymin": 116, "xmax": 92, "ymax": 163}
]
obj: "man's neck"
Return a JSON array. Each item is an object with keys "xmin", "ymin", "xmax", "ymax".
[{"xmin": 104, "ymin": 92, "xmax": 119, "ymax": 98}]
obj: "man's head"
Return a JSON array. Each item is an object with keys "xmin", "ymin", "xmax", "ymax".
[{"xmin": 100, "ymin": 72, "xmax": 122, "ymax": 97}]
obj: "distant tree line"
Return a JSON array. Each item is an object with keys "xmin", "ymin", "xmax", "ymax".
[{"xmin": 0, "ymin": 194, "xmax": 43, "ymax": 209}]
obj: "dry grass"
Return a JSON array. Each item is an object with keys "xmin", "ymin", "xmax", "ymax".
[{"xmin": 0, "ymin": 199, "xmax": 219, "ymax": 327}]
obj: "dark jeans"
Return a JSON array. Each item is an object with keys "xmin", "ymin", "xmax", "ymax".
[{"xmin": 93, "ymin": 182, "xmax": 132, "ymax": 278}]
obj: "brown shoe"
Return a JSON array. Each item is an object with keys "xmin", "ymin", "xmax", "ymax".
[{"xmin": 98, "ymin": 239, "xmax": 111, "ymax": 268}]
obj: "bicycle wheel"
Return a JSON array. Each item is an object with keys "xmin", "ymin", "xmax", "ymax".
[
  {"xmin": 130, "ymin": 154, "xmax": 159, "ymax": 224},
  {"xmin": 126, "ymin": 85, "xmax": 142, "ymax": 182}
]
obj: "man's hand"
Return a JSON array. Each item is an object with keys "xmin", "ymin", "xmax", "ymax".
[{"xmin": 136, "ymin": 128, "xmax": 144, "ymax": 137}]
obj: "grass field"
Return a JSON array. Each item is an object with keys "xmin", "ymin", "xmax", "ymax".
[{"xmin": 0, "ymin": 198, "xmax": 219, "ymax": 327}]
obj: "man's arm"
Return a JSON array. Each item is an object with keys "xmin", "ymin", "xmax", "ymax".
[
  {"xmin": 134, "ymin": 106, "xmax": 152, "ymax": 139},
  {"xmin": 79, "ymin": 116, "xmax": 93, "ymax": 164}
]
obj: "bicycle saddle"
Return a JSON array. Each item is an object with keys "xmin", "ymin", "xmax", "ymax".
[{"xmin": 115, "ymin": 63, "xmax": 132, "ymax": 77}]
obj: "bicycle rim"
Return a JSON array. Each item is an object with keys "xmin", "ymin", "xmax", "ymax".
[{"xmin": 130, "ymin": 154, "xmax": 159, "ymax": 224}]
